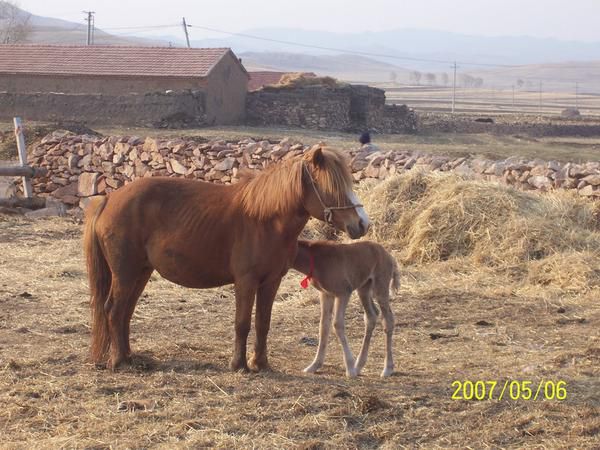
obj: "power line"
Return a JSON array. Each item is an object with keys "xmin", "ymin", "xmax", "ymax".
[
  {"xmin": 101, "ymin": 24, "xmax": 179, "ymax": 31},
  {"xmin": 186, "ymin": 23, "xmax": 519, "ymax": 68}
]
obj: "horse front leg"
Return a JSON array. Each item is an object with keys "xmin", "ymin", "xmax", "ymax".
[
  {"xmin": 230, "ymin": 280, "xmax": 257, "ymax": 372},
  {"xmin": 249, "ymin": 278, "xmax": 282, "ymax": 372},
  {"xmin": 304, "ymin": 291, "xmax": 334, "ymax": 374}
]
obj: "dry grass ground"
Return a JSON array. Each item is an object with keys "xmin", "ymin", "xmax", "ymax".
[{"xmin": 1, "ymin": 171, "xmax": 599, "ymax": 448}]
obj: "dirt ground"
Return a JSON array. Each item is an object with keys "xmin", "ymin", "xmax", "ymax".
[{"xmin": 0, "ymin": 212, "xmax": 598, "ymax": 449}]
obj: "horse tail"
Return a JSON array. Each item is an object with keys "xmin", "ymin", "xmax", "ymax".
[
  {"xmin": 390, "ymin": 257, "xmax": 401, "ymax": 295},
  {"xmin": 83, "ymin": 196, "xmax": 111, "ymax": 364}
]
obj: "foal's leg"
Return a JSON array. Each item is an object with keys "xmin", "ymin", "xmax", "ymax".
[
  {"xmin": 304, "ymin": 291, "xmax": 334, "ymax": 374},
  {"xmin": 230, "ymin": 279, "xmax": 257, "ymax": 372},
  {"xmin": 249, "ymin": 278, "xmax": 282, "ymax": 372},
  {"xmin": 333, "ymin": 294, "xmax": 357, "ymax": 377},
  {"xmin": 376, "ymin": 292, "xmax": 395, "ymax": 378},
  {"xmin": 354, "ymin": 286, "xmax": 378, "ymax": 376}
]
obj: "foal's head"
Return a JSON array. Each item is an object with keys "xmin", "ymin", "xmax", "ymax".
[{"xmin": 302, "ymin": 146, "xmax": 369, "ymax": 239}]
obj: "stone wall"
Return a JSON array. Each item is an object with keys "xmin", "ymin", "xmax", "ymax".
[
  {"xmin": 246, "ymin": 85, "xmax": 353, "ymax": 130},
  {"xmin": 0, "ymin": 91, "xmax": 207, "ymax": 128},
  {"xmin": 0, "ymin": 73, "xmax": 208, "ymax": 95},
  {"xmin": 418, "ymin": 112, "xmax": 600, "ymax": 137},
  {"xmin": 25, "ymin": 131, "xmax": 600, "ymax": 208},
  {"xmin": 246, "ymin": 84, "xmax": 417, "ymax": 134}
]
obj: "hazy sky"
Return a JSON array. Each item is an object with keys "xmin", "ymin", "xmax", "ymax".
[{"xmin": 16, "ymin": 0, "xmax": 600, "ymax": 42}]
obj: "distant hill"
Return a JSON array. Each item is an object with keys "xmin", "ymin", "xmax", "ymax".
[
  {"xmin": 4, "ymin": 3, "xmax": 168, "ymax": 46},
  {"xmin": 192, "ymin": 27, "xmax": 600, "ymax": 71}
]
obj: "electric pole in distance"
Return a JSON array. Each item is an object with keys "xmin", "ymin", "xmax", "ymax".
[
  {"xmin": 83, "ymin": 11, "xmax": 95, "ymax": 45},
  {"xmin": 451, "ymin": 61, "xmax": 458, "ymax": 113},
  {"xmin": 182, "ymin": 17, "xmax": 191, "ymax": 48}
]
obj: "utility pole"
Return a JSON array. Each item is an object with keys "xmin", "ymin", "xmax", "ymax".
[
  {"xmin": 512, "ymin": 85, "xmax": 515, "ymax": 109},
  {"xmin": 84, "ymin": 11, "xmax": 95, "ymax": 45},
  {"xmin": 182, "ymin": 17, "xmax": 191, "ymax": 48},
  {"xmin": 539, "ymin": 80, "xmax": 543, "ymax": 115},
  {"xmin": 83, "ymin": 11, "xmax": 95, "ymax": 45},
  {"xmin": 451, "ymin": 61, "xmax": 458, "ymax": 113}
]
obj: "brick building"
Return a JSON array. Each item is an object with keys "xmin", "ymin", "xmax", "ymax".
[{"xmin": 0, "ymin": 45, "xmax": 249, "ymax": 124}]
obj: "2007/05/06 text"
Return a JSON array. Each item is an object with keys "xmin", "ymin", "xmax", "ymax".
[{"xmin": 451, "ymin": 380, "xmax": 567, "ymax": 401}]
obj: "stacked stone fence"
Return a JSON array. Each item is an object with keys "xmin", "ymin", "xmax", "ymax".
[
  {"xmin": 246, "ymin": 84, "xmax": 418, "ymax": 134},
  {"xmin": 0, "ymin": 91, "xmax": 207, "ymax": 128},
  {"xmin": 20, "ymin": 131, "xmax": 600, "ymax": 209}
]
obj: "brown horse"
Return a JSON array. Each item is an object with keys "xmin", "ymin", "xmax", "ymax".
[
  {"xmin": 293, "ymin": 240, "xmax": 398, "ymax": 377},
  {"xmin": 83, "ymin": 146, "xmax": 369, "ymax": 371}
]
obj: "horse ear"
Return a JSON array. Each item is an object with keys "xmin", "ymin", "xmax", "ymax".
[{"xmin": 311, "ymin": 147, "xmax": 325, "ymax": 168}]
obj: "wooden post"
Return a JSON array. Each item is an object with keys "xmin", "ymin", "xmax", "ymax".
[{"xmin": 13, "ymin": 117, "xmax": 32, "ymax": 198}]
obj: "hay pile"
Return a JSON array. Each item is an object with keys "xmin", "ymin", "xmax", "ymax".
[
  {"xmin": 353, "ymin": 171, "xmax": 600, "ymax": 292},
  {"xmin": 274, "ymin": 73, "xmax": 346, "ymax": 89}
]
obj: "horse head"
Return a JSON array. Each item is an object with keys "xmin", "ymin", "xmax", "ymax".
[{"xmin": 302, "ymin": 146, "xmax": 369, "ymax": 239}]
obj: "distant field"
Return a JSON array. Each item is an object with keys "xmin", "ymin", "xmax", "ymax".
[{"xmin": 371, "ymin": 84, "xmax": 600, "ymax": 117}]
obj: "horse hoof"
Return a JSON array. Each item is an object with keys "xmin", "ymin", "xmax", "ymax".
[
  {"xmin": 303, "ymin": 364, "xmax": 319, "ymax": 374},
  {"xmin": 346, "ymin": 368, "xmax": 358, "ymax": 378},
  {"xmin": 381, "ymin": 368, "xmax": 393, "ymax": 378},
  {"xmin": 229, "ymin": 360, "xmax": 250, "ymax": 373},
  {"xmin": 248, "ymin": 355, "xmax": 271, "ymax": 372},
  {"xmin": 108, "ymin": 355, "xmax": 132, "ymax": 371}
]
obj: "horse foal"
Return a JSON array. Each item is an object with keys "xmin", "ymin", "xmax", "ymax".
[{"xmin": 293, "ymin": 240, "xmax": 399, "ymax": 377}]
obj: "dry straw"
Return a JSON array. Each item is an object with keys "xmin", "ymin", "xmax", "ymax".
[{"xmin": 345, "ymin": 171, "xmax": 600, "ymax": 293}]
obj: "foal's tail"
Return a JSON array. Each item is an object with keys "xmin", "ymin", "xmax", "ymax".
[
  {"xmin": 390, "ymin": 257, "xmax": 401, "ymax": 294},
  {"xmin": 83, "ymin": 196, "xmax": 111, "ymax": 364}
]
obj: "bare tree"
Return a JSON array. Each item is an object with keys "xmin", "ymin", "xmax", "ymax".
[
  {"xmin": 409, "ymin": 70, "xmax": 422, "ymax": 86},
  {"xmin": 425, "ymin": 73, "xmax": 436, "ymax": 85},
  {"xmin": 474, "ymin": 77, "xmax": 484, "ymax": 88},
  {"xmin": 516, "ymin": 78, "xmax": 525, "ymax": 89},
  {"xmin": 0, "ymin": 1, "xmax": 31, "ymax": 44}
]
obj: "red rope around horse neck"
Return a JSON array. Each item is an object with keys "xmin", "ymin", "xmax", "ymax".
[{"xmin": 300, "ymin": 252, "xmax": 315, "ymax": 289}]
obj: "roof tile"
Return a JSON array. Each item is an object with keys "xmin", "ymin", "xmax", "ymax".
[{"xmin": 0, "ymin": 45, "xmax": 235, "ymax": 78}]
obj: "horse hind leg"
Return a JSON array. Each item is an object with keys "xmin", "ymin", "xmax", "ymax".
[
  {"xmin": 332, "ymin": 293, "xmax": 357, "ymax": 377},
  {"xmin": 105, "ymin": 266, "xmax": 153, "ymax": 370},
  {"xmin": 354, "ymin": 285, "xmax": 378, "ymax": 376},
  {"xmin": 375, "ymin": 287, "xmax": 395, "ymax": 378},
  {"xmin": 304, "ymin": 291, "xmax": 334, "ymax": 374},
  {"xmin": 123, "ymin": 268, "xmax": 153, "ymax": 357}
]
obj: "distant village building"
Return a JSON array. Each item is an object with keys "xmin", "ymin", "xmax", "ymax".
[{"xmin": 0, "ymin": 45, "xmax": 249, "ymax": 124}]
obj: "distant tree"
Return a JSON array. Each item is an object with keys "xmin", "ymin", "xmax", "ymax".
[
  {"xmin": 440, "ymin": 72, "xmax": 449, "ymax": 86},
  {"xmin": 474, "ymin": 77, "xmax": 484, "ymax": 88},
  {"xmin": 459, "ymin": 73, "xmax": 476, "ymax": 88},
  {"xmin": 516, "ymin": 78, "xmax": 525, "ymax": 89},
  {"xmin": 389, "ymin": 71, "xmax": 398, "ymax": 84},
  {"xmin": 0, "ymin": 1, "xmax": 31, "ymax": 44},
  {"xmin": 425, "ymin": 73, "xmax": 436, "ymax": 85},
  {"xmin": 409, "ymin": 70, "xmax": 422, "ymax": 85}
]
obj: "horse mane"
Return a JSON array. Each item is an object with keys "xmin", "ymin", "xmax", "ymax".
[{"xmin": 237, "ymin": 147, "xmax": 353, "ymax": 221}]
